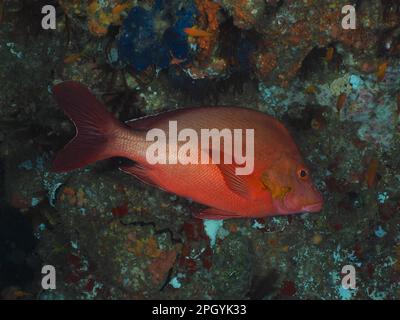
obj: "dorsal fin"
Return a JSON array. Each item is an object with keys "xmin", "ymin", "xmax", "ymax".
[{"xmin": 125, "ymin": 108, "xmax": 194, "ymax": 130}]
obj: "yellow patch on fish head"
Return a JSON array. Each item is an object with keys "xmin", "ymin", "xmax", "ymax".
[{"xmin": 260, "ymin": 171, "xmax": 292, "ymax": 200}]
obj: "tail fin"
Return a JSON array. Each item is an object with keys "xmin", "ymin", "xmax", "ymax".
[{"xmin": 52, "ymin": 81, "xmax": 122, "ymax": 172}]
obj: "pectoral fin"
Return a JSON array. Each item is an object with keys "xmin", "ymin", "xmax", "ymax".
[
  {"xmin": 201, "ymin": 148, "xmax": 252, "ymax": 198},
  {"xmin": 217, "ymin": 162, "xmax": 251, "ymax": 198}
]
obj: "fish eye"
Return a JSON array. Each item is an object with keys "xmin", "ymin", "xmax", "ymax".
[{"xmin": 297, "ymin": 168, "xmax": 308, "ymax": 179}]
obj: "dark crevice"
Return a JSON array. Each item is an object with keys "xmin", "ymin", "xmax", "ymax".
[
  {"xmin": 0, "ymin": 206, "xmax": 37, "ymax": 292},
  {"xmin": 119, "ymin": 219, "xmax": 183, "ymax": 244},
  {"xmin": 298, "ymin": 44, "xmax": 344, "ymax": 81},
  {"xmin": 166, "ymin": 17, "xmax": 259, "ymax": 103},
  {"xmin": 118, "ymin": 219, "xmax": 183, "ymax": 292}
]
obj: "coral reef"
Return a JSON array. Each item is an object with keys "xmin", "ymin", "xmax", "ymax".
[{"xmin": 1, "ymin": 0, "xmax": 400, "ymax": 300}]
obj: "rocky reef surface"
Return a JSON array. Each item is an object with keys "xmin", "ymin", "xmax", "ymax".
[{"xmin": 1, "ymin": 0, "xmax": 400, "ymax": 299}]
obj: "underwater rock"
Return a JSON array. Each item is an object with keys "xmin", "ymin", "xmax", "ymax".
[
  {"xmin": 58, "ymin": 0, "xmax": 133, "ymax": 36},
  {"xmin": 4, "ymin": 147, "xmax": 47, "ymax": 210},
  {"xmin": 161, "ymin": 219, "xmax": 255, "ymax": 299},
  {"xmin": 57, "ymin": 0, "xmax": 400, "ymax": 88},
  {"xmin": 239, "ymin": 0, "xmax": 396, "ymax": 86},
  {"xmin": 41, "ymin": 169, "xmax": 192, "ymax": 297},
  {"xmin": 210, "ymin": 232, "xmax": 253, "ymax": 299},
  {"xmin": 219, "ymin": 0, "xmax": 266, "ymax": 30}
]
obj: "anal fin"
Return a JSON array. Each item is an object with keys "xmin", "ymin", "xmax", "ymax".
[
  {"xmin": 119, "ymin": 163, "xmax": 156, "ymax": 187},
  {"xmin": 195, "ymin": 208, "xmax": 241, "ymax": 220}
]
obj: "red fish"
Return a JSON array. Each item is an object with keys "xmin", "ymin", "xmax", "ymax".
[{"xmin": 52, "ymin": 82, "xmax": 323, "ymax": 219}]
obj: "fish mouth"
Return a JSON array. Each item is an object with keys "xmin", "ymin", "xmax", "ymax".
[{"xmin": 301, "ymin": 202, "xmax": 323, "ymax": 213}]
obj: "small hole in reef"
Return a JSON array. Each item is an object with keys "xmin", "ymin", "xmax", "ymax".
[{"xmin": 298, "ymin": 45, "xmax": 343, "ymax": 81}]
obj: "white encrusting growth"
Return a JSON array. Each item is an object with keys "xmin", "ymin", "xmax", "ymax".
[{"xmin": 203, "ymin": 219, "xmax": 224, "ymax": 247}]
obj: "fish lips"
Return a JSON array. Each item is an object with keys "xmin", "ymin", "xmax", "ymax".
[
  {"xmin": 276, "ymin": 189, "xmax": 324, "ymax": 214},
  {"xmin": 301, "ymin": 201, "xmax": 323, "ymax": 213}
]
